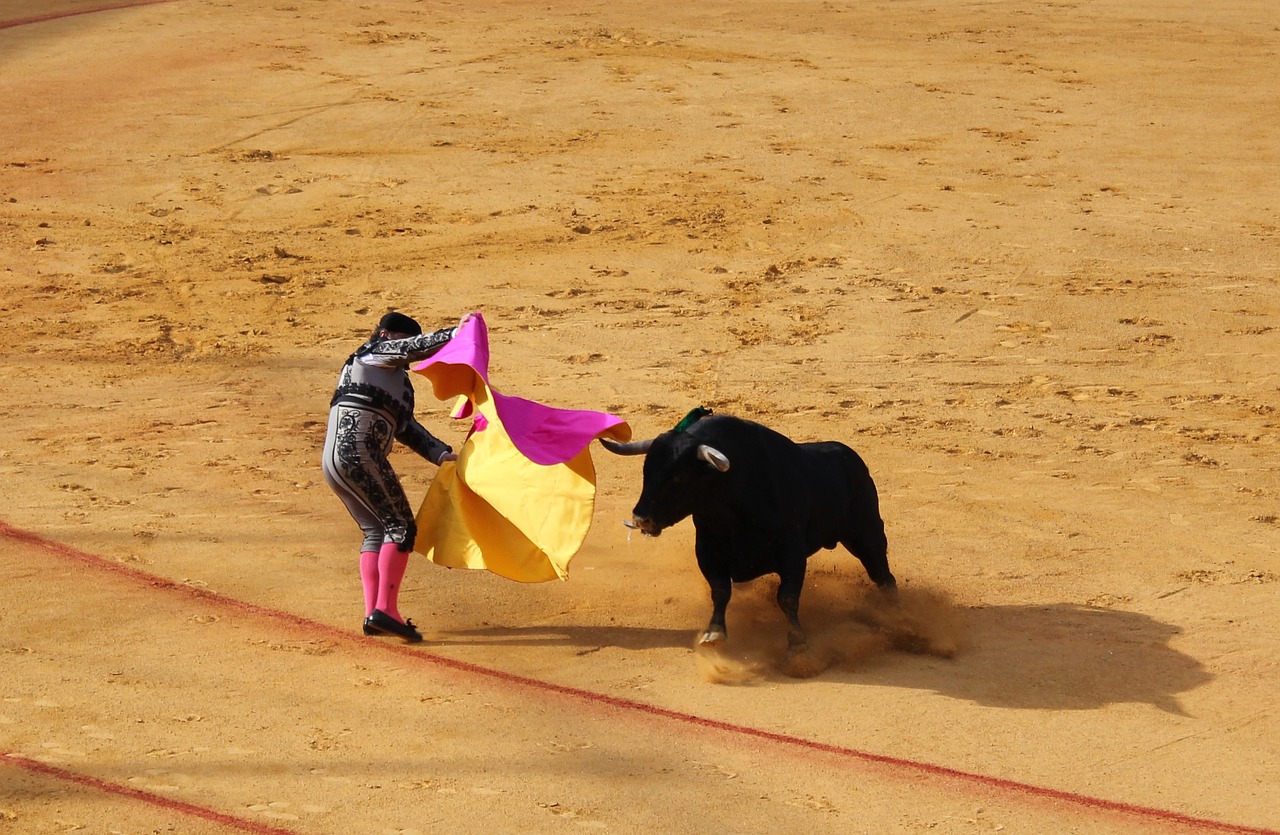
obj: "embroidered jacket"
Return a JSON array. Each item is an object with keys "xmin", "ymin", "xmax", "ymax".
[{"xmin": 330, "ymin": 327, "xmax": 455, "ymax": 463}]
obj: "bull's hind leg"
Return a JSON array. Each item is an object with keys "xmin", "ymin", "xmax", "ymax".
[
  {"xmin": 777, "ymin": 565, "xmax": 808, "ymax": 651},
  {"xmin": 843, "ymin": 519, "xmax": 896, "ymax": 592}
]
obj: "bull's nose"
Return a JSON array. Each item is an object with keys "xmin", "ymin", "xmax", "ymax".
[{"xmin": 632, "ymin": 515, "xmax": 660, "ymax": 536}]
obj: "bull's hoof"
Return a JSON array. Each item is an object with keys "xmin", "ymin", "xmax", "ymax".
[
  {"xmin": 786, "ymin": 629, "xmax": 809, "ymax": 651},
  {"xmin": 698, "ymin": 629, "xmax": 727, "ymax": 647},
  {"xmin": 782, "ymin": 643, "xmax": 826, "ymax": 678}
]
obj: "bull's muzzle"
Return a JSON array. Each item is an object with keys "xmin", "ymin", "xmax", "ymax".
[{"xmin": 624, "ymin": 515, "xmax": 661, "ymax": 536}]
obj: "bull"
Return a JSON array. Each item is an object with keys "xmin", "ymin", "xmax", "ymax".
[{"xmin": 601, "ymin": 407, "xmax": 896, "ymax": 651}]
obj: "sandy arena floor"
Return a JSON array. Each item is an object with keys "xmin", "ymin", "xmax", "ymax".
[{"xmin": 1, "ymin": 1, "xmax": 1277, "ymax": 833}]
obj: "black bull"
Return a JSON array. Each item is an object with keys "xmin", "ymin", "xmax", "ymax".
[{"xmin": 601, "ymin": 413, "xmax": 896, "ymax": 650}]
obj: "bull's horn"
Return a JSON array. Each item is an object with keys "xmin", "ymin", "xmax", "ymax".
[
  {"xmin": 697, "ymin": 445, "xmax": 730, "ymax": 472},
  {"xmin": 599, "ymin": 437, "xmax": 653, "ymax": 455}
]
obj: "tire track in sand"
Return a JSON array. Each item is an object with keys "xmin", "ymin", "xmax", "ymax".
[{"xmin": 0, "ymin": 1, "xmax": 181, "ymax": 31}]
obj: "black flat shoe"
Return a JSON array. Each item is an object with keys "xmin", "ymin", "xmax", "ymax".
[
  {"xmin": 367, "ymin": 609, "xmax": 423, "ymax": 643},
  {"xmin": 362, "ymin": 616, "xmax": 381, "ymax": 636}
]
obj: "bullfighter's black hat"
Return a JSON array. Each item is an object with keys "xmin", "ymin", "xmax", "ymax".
[{"xmin": 378, "ymin": 311, "xmax": 422, "ymax": 336}]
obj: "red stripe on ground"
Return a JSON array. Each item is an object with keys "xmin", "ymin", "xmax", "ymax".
[
  {"xmin": 2, "ymin": 520, "xmax": 1275, "ymax": 835},
  {"xmin": 0, "ymin": 0, "xmax": 180, "ymax": 31},
  {"xmin": 1, "ymin": 753, "xmax": 298, "ymax": 835}
]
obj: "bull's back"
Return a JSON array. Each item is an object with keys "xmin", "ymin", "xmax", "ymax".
[{"xmin": 690, "ymin": 416, "xmax": 877, "ymax": 546}]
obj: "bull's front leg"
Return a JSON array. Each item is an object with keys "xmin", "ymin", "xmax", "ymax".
[
  {"xmin": 701, "ymin": 576, "xmax": 731, "ymax": 646},
  {"xmin": 696, "ymin": 542, "xmax": 732, "ymax": 645}
]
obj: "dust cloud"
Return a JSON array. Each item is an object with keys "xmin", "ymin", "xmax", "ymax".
[{"xmin": 695, "ymin": 570, "xmax": 966, "ymax": 682}]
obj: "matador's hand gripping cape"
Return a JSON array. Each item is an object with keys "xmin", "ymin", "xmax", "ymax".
[{"xmin": 411, "ymin": 312, "xmax": 631, "ymax": 582}]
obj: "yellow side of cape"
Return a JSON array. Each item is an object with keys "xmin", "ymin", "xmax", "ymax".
[{"xmin": 414, "ymin": 394, "xmax": 598, "ymax": 583}]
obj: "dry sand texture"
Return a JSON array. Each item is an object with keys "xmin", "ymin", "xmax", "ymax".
[{"xmin": 1, "ymin": 1, "xmax": 1277, "ymax": 833}]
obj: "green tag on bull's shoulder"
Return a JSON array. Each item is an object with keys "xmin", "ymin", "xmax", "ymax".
[{"xmin": 673, "ymin": 406, "xmax": 712, "ymax": 433}]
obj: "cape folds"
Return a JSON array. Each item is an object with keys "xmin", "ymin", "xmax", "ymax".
[{"xmin": 410, "ymin": 312, "xmax": 632, "ymax": 582}]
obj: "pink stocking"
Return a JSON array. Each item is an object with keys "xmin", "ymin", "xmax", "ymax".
[
  {"xmin": 375, "ymin": 542, "xmax": 410, "ymax": 623},
  {"xmin": 359, "ymin": 550, "xmax": 379, "ymax": 617}
]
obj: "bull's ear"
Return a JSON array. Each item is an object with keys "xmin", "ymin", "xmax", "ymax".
[{"xmin": 696, "ymin": 445, "xmax": 730, "ymax": 472}]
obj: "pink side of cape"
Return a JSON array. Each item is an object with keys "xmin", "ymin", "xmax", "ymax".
[{"xmin": 412, "ymin": 313, "xmax": 630, "ymax": 466}]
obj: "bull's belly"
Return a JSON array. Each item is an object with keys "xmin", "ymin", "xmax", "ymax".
[
  {"xmin": 699, "ymin": 529, "xmax": 825, "ymax": 583},
  {"xmin": 721, "ymin": 546, "xmax": 813, "ymax": 583},
  {"xmin": 701, "ymin": 549, "xmax": 779, "ymax": 584},
  {"xmin": 729, "ymin": 564, "xmax": 773, "ymax": 583}
]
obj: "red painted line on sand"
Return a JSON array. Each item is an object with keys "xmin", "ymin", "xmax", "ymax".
[
  {"xmin": 0, "ymin": 753, "xmax": 296, "ymax": 835},
  {"xmin": 0, "ymin": 0, "xmax": 180, "ymax": 31},
  {"xmin": 2, "ymin": 519, "xmax": 1276, "ymax": 835}
]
